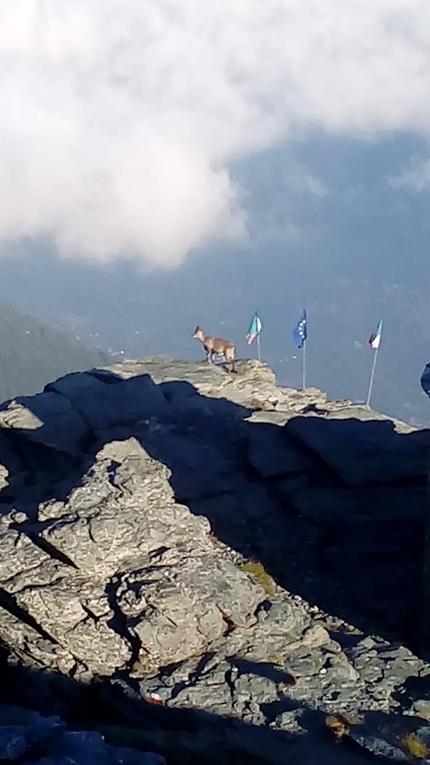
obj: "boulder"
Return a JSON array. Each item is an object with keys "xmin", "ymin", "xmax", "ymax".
[
  {"xmin": 40, "ymin": 438, "xmax": 212, "ymax": 576},
  {"xmin": 286, "ymin": 412, "xmax": 429, "ymax": 485},
  {"xmin": 0, "ymin": 706, "xmax": 164, "ymax": 765},
  {"xmin": 47, "ymin": 371, "xmax": 172, "ymax": 431},
  {"xmin": 119, "ymin": 551, "xmax": 265, "ymax": 673},
  {"xmin": 0, "ymin": 392, "xmax": 88, "ymax": 457}
]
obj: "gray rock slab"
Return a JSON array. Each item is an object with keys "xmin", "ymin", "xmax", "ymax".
[
  {"xmin": 247, "ymin": 425, "xmax": 316, "ymax": 478},
  {"xmin": 234, "ymin": 670, "xmax": 279, "ymax": 705},
  {"xmin": 40, "ymin": 439, "xmax": 212, "ymax": 576},
  {"xmin": 0, "ymin": 709, "xmax": 165, "ymax": 765},
  {"xmin": 272, "ymin": 386, "xmax": 329, "ymax": 413},
  {"xmin": 223, "ymin": 599, "xmax": 312, "ymax": 663},
  {"xmin": 283, "ymin": 647, "xmax": 326, "ymax": 678},
  {"xmin": 0, "ymin": 606, "xmax": 77, "ymax": 674},
  {"xmin": 288, "ymin": 486, "xmax": 426, "ymax": 527},
  {"xmin": 246, "ymin": 409, "xmax": 294, "ymax": 426},
  {"xmin": 0, "ymin": 431, "xmax": 24, "ymax": 492},
  {"xmin": 285, "ymin": 413, "xmax": 429, "ymax": 485},
  {"xmin": 98, "ymin": 358, "xmax": 279, "ymax": 409},
  {"xmin": 346, "ymin": 714, "xmax": 430, "ymax": 762},
  {"xmin": 48, "ymin": 371, "xmax": 172, "ymax": 431},
  {"xmin": 167, "ymin": 667, "xmax": 234, "ymax": 716},
  {"xmin": 0, "ymin": 357, "xmax": 429, "ymax": 765},
  {"xmin": 118, "ymin": 550, "xmax": 265, "ymax": 673},
  {"xmin": 15, "ymin": 576, "xmax": 131, "ymax": 674},
  {"xmin": 0, "ymin": 528, "xmax": 50, "ymax": 583},
  {"xmin": 0, "ymin": 392, "xmax": 88, "ymax": 457},
  {"xmin": 134, "ymin": 424, "xmax": 239, "ymax": 499},
  {"xmin": 94, "ymin": 358, "xmax": 227, "ymax": 387}
]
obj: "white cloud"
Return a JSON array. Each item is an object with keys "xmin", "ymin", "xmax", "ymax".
[
  {"xmin": 389, "ymin": 159, "xmax": 430, "ymax": 191},
  {"xmin": 1, "ymin": 0, "xmax": 430, "ymax": 266}
]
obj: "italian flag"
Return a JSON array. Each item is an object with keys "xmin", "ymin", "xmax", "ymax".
[
  {"xmin": 246, "ymin": 312, "xmax": 262, "ymax": 345},
  {"xmin": 368, "ymin": 320, "xmax": 383, "ymax": 349}
]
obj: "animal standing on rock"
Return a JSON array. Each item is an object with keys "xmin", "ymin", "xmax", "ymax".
[{"xmin": 192, "ymin": 326, "xmax": 236, "ymax": 372}]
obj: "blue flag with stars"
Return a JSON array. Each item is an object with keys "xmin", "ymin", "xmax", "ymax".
[
  {"xmin": 421, "ymin": 362, "xmax": 430, "ymax": 398},
  {"xmin": 293, "ymin": 309, "xmax": 307, "ymax": 349}
]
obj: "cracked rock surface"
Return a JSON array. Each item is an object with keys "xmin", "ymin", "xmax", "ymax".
[{"xmin": 0, "ymin": 358, "xmax": 428, "ymax": 763}]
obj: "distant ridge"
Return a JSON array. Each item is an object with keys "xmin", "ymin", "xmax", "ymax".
[{"xmin": 0, "ymin": 303, "xmax": 111, "ymax": 403}]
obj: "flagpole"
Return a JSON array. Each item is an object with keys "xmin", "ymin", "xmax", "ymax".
[
  {"xmin": 302, "ymin": 339, "xmax": 306, "ymax": 390},
  {"xmin": 366, "ymin": 346, "xmax": 379, "ymax": 408},
  {"xmin": 293, "ymin": 308, "xmax": 307, "ymax": 388},
  {"xmin": 257, "ymin": 332, "xmax": 261, "ymax": 362}
]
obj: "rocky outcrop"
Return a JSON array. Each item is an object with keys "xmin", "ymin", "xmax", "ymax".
[
  {"xmin": 0, "ymin": 357, "xmax": 428, "ymax": 763},
  {"xmin": 0, "ymin": 706, "xmax": 163, "ymax": 764}
]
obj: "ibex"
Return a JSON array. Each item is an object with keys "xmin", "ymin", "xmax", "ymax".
[{"xmin": 192, "ymin": 326, "xmax": 236, "ymax": 372}]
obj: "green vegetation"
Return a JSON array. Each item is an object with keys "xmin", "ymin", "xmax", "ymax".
[
  {"xmin": 398, "ymin": 733, "xmax": 429, "ymax": 759},
  {"xmin": 0, "ymin": 304, "xmax": 111, "ymax": 403},
  {"xmin": 241, "ymin": 561, "xmax": 277, "ymax": 596}
]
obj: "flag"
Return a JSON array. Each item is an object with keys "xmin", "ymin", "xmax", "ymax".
[
  {"xmin": 293, "ymin": 309, "xmax": 307, "ymax": 349},
  {"xmin": 246, "ymin": 312, "xmax": 262, "ymax": 345},
  {"xmin": 368, "ymin": 320, "xmax": 383, "ymax": 350},
  {"xmin": 421, "ymin": 362, "xmax": 430, "ymax": 398}
]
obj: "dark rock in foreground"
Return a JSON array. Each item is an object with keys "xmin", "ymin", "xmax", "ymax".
[
  {"xmin": 0, "ymin": 705, "xmax": 163, "ymax": 764},
  {"xmin": 0, "ymin": 357, "xmax": 428, "ymax": 763}
]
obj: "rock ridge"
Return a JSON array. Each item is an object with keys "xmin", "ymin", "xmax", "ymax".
[{"xmin": 0, "ymin": 357, "xmax": 428, "ymax": 763}]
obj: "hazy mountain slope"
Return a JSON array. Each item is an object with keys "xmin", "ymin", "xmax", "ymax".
[
  {"xmin": 0, "ymin": 132, "xmax": 429, "ymax": 424},
  {"xmin": 0, "ymin": 303, "xmax": 111, "ymax": 403}
]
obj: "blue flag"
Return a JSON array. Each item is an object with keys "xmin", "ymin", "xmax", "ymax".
[
  {"xmin": 421, "ymin": 362, "xmax": 430, "ymax": 398},
  {"xmin": 293, "ymin": 309, "xmax": 307, "ymax": 349}
]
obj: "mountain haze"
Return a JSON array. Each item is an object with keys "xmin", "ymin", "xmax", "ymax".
[{"xmin": 0, "ymin": 303, "xmax": 111, "ymax": 403}]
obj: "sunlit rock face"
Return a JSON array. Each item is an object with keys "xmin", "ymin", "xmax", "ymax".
[{"xmin": 0, "ymin": 357, "xmax": 428, "ymax": 765}]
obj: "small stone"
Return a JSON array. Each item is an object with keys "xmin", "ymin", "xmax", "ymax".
[
  {"xmin": 285, "ymin": 648, "xmax": 326, "ymax": 677},
  {"xmin": 10, "ymin": 510, "xmax": 28, "ymax": 524},
  {"xmin": 272, "ymin": 708, "xmax": 307, "ymax": 734},
  {"xmin": 302, "ymin": 623, "xmax": 330, "ymax": 648},
  {"xmin": 413, "ymin": 700, "xmax": 430, "ymax": 721}
]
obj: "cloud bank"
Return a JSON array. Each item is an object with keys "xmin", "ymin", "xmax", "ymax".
[{"xmin": 1, "ymin": 0, "xmax": 430, "ymax": 267}]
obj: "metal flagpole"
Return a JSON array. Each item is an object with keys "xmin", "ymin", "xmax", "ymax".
[
  {"xmin": 257, "ymin": 332, "xmax": 261, "ymax": 362},
  {"xmin": 419, "ymin": 362, "xmax": 430, "ymax": 654},
  {"xmin": 302, "ymin": 339, "xmax": 306, "ymax": 390},
  {"xmin": 366, "ymin": 347, "xmax": 379, "ymax": 408},
  {"xmin": 422, "ymin": 411, "xmax": 430, "ymax": 656}
]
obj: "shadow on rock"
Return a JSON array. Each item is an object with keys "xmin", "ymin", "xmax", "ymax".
[
  {"xmin": 0, "ymin": 655, "xmax": 414, "ymax": 765},
  {"xmin": 0, "ymin": 362, "xmax": 427, "ymax": 764},
  {"xmin": 128, "ymin": 379, "xmax": 429, "ymax": 651},
  {"xmin": 0, "ymin": 369, "xmax": 427, "ymax": 649}
]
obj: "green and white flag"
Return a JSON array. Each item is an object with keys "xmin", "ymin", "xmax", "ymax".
[
  {"xmin": 368, "ymin": 320, "xmax": 383, "ymax": 350},
  {"xmin": 246, "ymin": 312, "xmax": 262, "ymax": 345}
]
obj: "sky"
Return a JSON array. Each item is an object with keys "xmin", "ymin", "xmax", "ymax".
[
  {"xmin": 0, "ymin": 2, "xmax": 430, "ymax": 424},
  {"xmin": 1, "ymin": 1, "xmax": 430, "ymax": 268}
]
